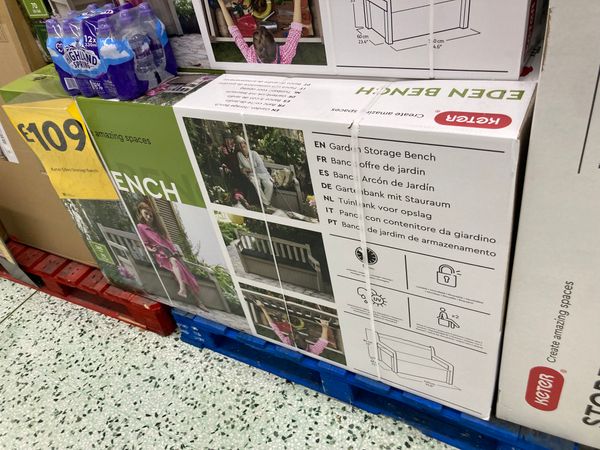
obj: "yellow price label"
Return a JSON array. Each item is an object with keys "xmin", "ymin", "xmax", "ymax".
[{"xmin": 3, "ymin": 98, "xmax": 118, "ymax": 200}]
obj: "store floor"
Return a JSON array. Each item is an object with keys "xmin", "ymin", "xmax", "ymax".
[{"xmin": 0, "ymin": 278, "xmax": 451, "ymax": 450}]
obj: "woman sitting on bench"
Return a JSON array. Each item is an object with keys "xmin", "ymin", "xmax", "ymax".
[{"xmin": 136, "ymin": 202, "xmax": 208, "ymax": 312}]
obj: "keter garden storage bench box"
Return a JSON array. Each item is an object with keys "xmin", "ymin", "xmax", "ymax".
[
  {"xmin": 172, "ymin": 73, "xmax": 537, "ymax": 418},
  {"xmin": 192, "ymin": 0, "xmax": 545, "ymax": 79},
  {"xmin": 497, "ymin": 0, "xmax": 600, "ymax": 447}
]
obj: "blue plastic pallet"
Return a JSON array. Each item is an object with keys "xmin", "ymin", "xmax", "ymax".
[{"xmin": 172, "ymin": 309, "xmax": 578, "ymax": 450}]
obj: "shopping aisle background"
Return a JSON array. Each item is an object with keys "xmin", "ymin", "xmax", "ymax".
[{"xmin": 0, "ymin": 278, "xmax": 451, "ymax": 449}]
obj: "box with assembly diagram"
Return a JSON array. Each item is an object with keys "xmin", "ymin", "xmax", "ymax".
[
  {"xmin": 172, "ymin": 73, "xmax": 537, "ymax": 418},
  {"xmin": 191, "ymin": 0, "xmax": 545, "ymax": 79}
]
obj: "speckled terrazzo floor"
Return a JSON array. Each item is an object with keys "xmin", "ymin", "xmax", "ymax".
[{"xmin": 0, "ymin": 278, "xmax": 453, "ymax": 450}]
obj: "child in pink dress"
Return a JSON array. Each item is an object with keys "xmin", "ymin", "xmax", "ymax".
[
  {"xmin": 256, "ymin": 300, "xmax": 330, "ymax": 356},
  {"xmin": 136, "ymin": 202, "xmax": 204, "ymax": 307},
  {"xmin": 217, "ymin": 0, "xmax": 303, "ymax": 64}
]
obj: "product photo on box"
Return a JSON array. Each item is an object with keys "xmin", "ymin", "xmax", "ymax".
[
  {"xmin": 192, "ymin": 0, "xmax": 545, "ymax": 79},
  {"xmin": 77, "ymin": 73, "xmax": 253, "ymax": 332}
]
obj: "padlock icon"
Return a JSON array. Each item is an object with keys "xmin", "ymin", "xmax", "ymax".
[{"xmin": 437, "ymin": 264, "xmax": 457, "ymax": 287}]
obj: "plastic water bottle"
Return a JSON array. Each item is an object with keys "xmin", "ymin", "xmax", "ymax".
[
  {"xmin": 119, "ymin": 9, "xmax": 155, "ymax": 80},
  {"xmin": 45, "ymin": 18, "xmax": 80, "ymax": 95},
  {"xmin": 62, "ymin": 18, "xmax": 96, "ymax": 97},
  {"xmin": 138, "ymin": 3, "xmax": 165, "ymax": 68},
  {"xmin": 96, "ymin": 18, "xmax": 111, "ymax": 44},
  {"xmin": 82, "ymin": 4, "xmax": 99, "ymax": 16},
  {"xmin": 95, "ymin": 18, "xmax": 118, "ymax": 98}
]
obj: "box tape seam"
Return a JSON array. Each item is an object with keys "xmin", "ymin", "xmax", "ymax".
[{"xmin": 349, "ymin": 81, "xmax": 393, "ymax": 381}]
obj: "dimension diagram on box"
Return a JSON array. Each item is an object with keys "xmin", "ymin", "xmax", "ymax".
[{"xmin": 348, "ymin": 0, "xmax": 481, "ymax": 52}]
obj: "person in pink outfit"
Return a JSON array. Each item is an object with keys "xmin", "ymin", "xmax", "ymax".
[
  {"xmin": 136, "ymin": 202, "xmax": 207, "ymax": 311},
  {"xmin": 217, "ymin": 0, "xmax": 303, "ymax": 64},
  {"xmin": 256, "ymin": 300, "xmax": 330, "ymax": 356}
]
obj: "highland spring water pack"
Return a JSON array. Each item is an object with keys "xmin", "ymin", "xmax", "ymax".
[{"xmin": 46, "ymin": 2, "xmax": 175, "ymax": 101}]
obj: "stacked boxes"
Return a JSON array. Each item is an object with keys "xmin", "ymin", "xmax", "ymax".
[
  {"xmin": 4, "ymin": 0, "xmax": 573, "ymax": 435},
  {"xmin": 192, "ymin": 0, "xmax": 544, "ymax": 79},
  {"xmin": 0, "ymin": 0, "xmax": 95, "ymax": 267},
  {"xmin": 497, "ymin": 0, "xmax": 600, "ymax": 447},
  {"xmin": 57, "ymin": 69, "xmax": 537, "ymax": 418}
]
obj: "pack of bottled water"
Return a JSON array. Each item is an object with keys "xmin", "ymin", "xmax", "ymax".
[{"xmin": 45, "ymin": 2, "xmax": 177, "ymax": 101}]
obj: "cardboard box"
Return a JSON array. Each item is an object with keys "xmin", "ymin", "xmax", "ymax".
[
  {"xmin": 74, "ymin": 74, "xmax": 254, "ymax": 328},
  {"xmin": 1, "ymin": 68, "xmax": 177, "ymax": 292},
  {"xmin": 192, "ymin": 0, "xmax": 545, "ymax": 79},
  {"xmin": 496, "ymin": 1, "xmax": 600, "ymax": 447},
  {"xmin": 170, "ymin": 74, "xmax": 536, "ymax": 418},
  {"xmin": 0, "ymin": 5, "xmax": 95, "ymax": 267},
  {"xmin": 0, "ymin": 0, "xmax": 46, "ymax": 82}
]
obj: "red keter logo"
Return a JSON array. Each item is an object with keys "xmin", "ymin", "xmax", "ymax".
[
  {"xmin": 435, "ymin": 111, "xmax": 512, "ymax": 129},
  {"xmin": 526, "ymin": 366, "xmax": 564, "ymax": 411}
]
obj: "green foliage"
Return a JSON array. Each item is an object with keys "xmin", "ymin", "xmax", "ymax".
[
  {"xmin": 245, "ymin": 125, "xmax": 306, "ymax": 167},
  {"xmin": 101, "ymin": 264, "xmax": 132, "ymax": 290},
  {"xmin": 218, "ymin": 220, "xmax": 248, "ymax": 247},
  {"xmin": 189, "ymin": 262, "xmax": 210, "ymax": 280},
  {"xmin": 212, "ymin": 265, "xmax": 238, "ymax": 304},
  {"xmin": 243, "ymin": 218, "xmax": 269, "ymax": 235},
  {"xmin": 175, "ymin": 0, "xmax": 195, "ymax": 18}
]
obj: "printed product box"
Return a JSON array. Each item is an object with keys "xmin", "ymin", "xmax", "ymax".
[
  {"xmin": 1, "ymin": 0, "xmax": 47, "ymax": 80},
  {"xmin": 172, "ymin": 74, "xmax": 536, "ymax": 418},
  {"xmin": 0, "ymin": 39, "xmax": 94, "ymax": 265},
  {"xmin": 1, "ymin": 68, "xmax": 174, "ymax": 295},
  {"xmin": 77, "ymin": 74, "xmax": 252, "ymax": 330},
  {"xmin": 191, "ymin": 0, "xmax": 546, "ymax": 79},
  {"xmin": 496, "ymin": 1, "xmax": 600, "ymax": 447}
]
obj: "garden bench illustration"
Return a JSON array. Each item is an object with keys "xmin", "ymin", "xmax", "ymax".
[
  {"xmin": 366, "ymin": 329, "xmax": 454, "ymax": 384},
  {"xmin": 265, "ymin": 162, "xmax": 304, "ymax": 213},
  {"xmin": 363, "ymin": 0, "xmax": 471, "ymax": 45},
  {"xmin": 234, "ymin": 230, "xmax": 329, "ymax": 293},
  {"xmin": 97, "ymin": 224, "xmax": 230, "ymax": 312}
]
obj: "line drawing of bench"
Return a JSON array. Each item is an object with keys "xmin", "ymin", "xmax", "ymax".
[
  {"xmin": 363, "ymin": 0, "xmax": 471, "ymax": 45},
  {"xmin": 265, "ymin": 162, "xmax": 304, "ymax": 213},
  {"xmin": 234, "ymin": 229, "xmax": 329, "ymax": 293},
  {"xmin": 98, "ymin": 224, "xmax": 231, "ymax": 312},
  {"xmin": 366, "ymin": 329, "xmax": 454, "ymax": 384}
]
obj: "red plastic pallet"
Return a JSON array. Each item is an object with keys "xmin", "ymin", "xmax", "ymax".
[{"xmin": 0, "ymin": 239, "xmax": 175, "ymax": 336}]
